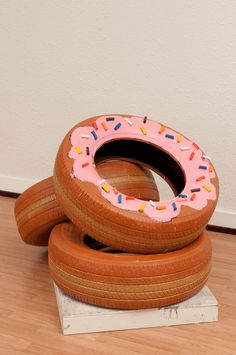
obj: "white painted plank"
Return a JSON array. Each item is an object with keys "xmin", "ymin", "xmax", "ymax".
[{"xmin": 53, "ymin": 284, "xmax": 218, "ymax": 335}]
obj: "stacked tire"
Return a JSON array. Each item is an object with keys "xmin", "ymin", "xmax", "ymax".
[{"xmin": 15, "ymin": 114, "xmax": 219, "ymax": 310}]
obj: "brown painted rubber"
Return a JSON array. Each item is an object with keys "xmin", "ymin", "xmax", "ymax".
[
  {"xmin": 53, "ymin": 114, "xmax": 219, "ymax": 254},
  {"xmin": 48, "ymin": 222, "xmax": 212, "ymax": 310},
  {"xmin": 15, "ymin": 161, "xmax": 159, "ymax": 246}
]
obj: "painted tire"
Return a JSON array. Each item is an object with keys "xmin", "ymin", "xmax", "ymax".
[
  {"xmin": 54, "ymin": 114, "xmax": 219, "ymax": 253},
  {"xmin": 15, "ymin": 161, "xmax": 159, "ymax": 246},
  {"xmin": 48, "ymin": 222, "xmax": 212, "ymax": 310}
]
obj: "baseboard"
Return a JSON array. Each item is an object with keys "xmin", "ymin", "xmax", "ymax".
[{"xmin": 0, "ymin": 175, "xmax": 235, "ymax": 230}]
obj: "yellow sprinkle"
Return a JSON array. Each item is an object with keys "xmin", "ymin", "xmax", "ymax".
[
  {"xmin": 158, "ymin": 125, "xmax": 165, "ymax": 134},
  {"xmin": 140, "ymin": 127, "xmax": 147, "ymax": 135},
  {"xmin": 177, "ymin": 134, "xmax": 181, "ymax": 143},
  {"xmin": 209, "ymin": 165, "xmax": 213, "ymax": 173},
  {"xmin": 203, "ymin": 184, "xmax": 211, "ymax": 192},
  {"xmin": 178, "ymin": 198, "xmax": 187, "ymax": 201},
  {"xmin": 139, "ymin": 202, "xmax": 146, "ymax": 212},
  {"xmin": 101, "ymin": 184, "xmax": 110, "ymax": 193},
  {"xmin": 156, "ymin": 205, "xmax": 166, "ymax": 210},
  {"xmin": 76, "ymin": 146, "xmax": 82, "ymax": 154}
]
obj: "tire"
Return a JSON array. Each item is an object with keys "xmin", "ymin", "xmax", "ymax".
[
  {"xmin": 54, "ymin": 114, "xmax": 219, "ymax": 253},
  {"xmin": 15, "ymin": 161, "xmax": 159, "ymax": 246},
  {"xmin": 48, "ymin": 222, "xmax": 212, "ymax": 310}
]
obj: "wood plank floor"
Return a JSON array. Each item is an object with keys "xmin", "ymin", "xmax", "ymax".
[{"xmin": 0, "ymin": 196, "xmax": 235, "ymax": 355}]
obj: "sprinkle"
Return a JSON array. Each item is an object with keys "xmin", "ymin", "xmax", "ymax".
[
  {"xmin": 203, "ymin": 184, "xmax": 211, "ymax": 192},
  {"xmin": 158, "ymin": 125, "xmax": 165, "ymax": 134},
  {"xmin": 101, "ymin": 184, "xmax": 110, "ymax": 193},
  {"xmin": 156, "ymin": 205, "xmax": 166, "ymax": 210},
  {"xmin": 113, "ymin": 187, "xmax": 118, "ymax": 195},
  {"xmin": 180, "ymin": 146, "xmax": 190, "ymax": 151},
  {"xmin": 177, "ymin": 135, "xmax": 181, "ymax": 143},
  {"xmin": 143, "ymin": 116, "xmax": 147, "ymax": 124},
  {"xmin": 125, "ymin": 118, "xmax": 133, "ymax": 126},
  {"xmin": 140, "ymin": 127, "xmax": 147, "ymax": 135},
  {"xmin": 165, "ymin": 134, "xmax": 174, "ymax": 139},
  {"xmin": 101, "ymin": 121, "xmax": 108, "ymax": 131},
  {"xmin": 189, "ymin": 152, "xmax": 195, "ymax": 160},
  {"xmin": 178, "ymin": 198, "xmax": 187, "ymax": 201},
  {"xmin": 190, "ymin": 194, "xmax": 196, "ymax": 201},
  {"xmin": 92, "ymin": 121, "xmax": 98, "ymax": 130},
  {"xmin": 106, "ymin": 117, "xmax": 115, "ymax": 121},
  {"xmin": 118, "ymin": 194, "xmax": 122, "ymax": 203},
  {"xmin": 178, "ymin": 194, "xmax": 187, "ymax": 198},
  {"xmin": 192, "ymin": 142, "xmax": 200, "ymax": 150},
  {"xmin": 199, "ymin": 165, "xmax": 207, "ymax": 170},
  {"xmin": 139, "ymin": 202, "xmax": 146, "ymax": 212},
  {"xmin": 209, "ymin": 165, "xmax": 213, "ymax": 173},
  {"xmin": 202, "ymin": 155, "xmax": 211, "ymax": 160},
  {"xmin": 196, "ymin": 176, "xmax": 205, "ymax": 182},
  {"xmin": 149, "ymin": 200, "xmax": 155, "ymax": 207},
  {"xmin": 114, "ymin": 122, "xmax": 121, "ymax": 130},
  {"xmin": 91, "ymin": 130, "xmax": 98, "ymax": 140},
  {"xmin": 81, "ymin": 134, "xmax": 90, "ymax": 139},
  {"xmin": 126, "ymin": 196, "xmax": 135, "ymax": 200},
  {"xmin": 191, "ymin": 188, "xmax": 201, "ymax": 193},
  {"xmin": 82, "ymin": 162, "xmax": 89, "ymax": 168},
  {"xmin": 99, "ymin": 179, "xmax": 106, "ymax": 185},
  {"xmin": 86, "ymin": 146, "xmax": 90, "ymax": 155},
  {"xmin": 75, "ymin": 146, "xmax": 82, "ymax": 154},
  {"xmin": 172, "ymin": 202, "xmax": 177, "ymax": 211}
]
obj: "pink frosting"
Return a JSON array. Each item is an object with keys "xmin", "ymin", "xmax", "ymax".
[{"xmin": 68, "ymin": 115, "xmax": 217, "ymax": 222}]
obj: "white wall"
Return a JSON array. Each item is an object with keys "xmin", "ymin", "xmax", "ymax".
[{"xmin": 1, "ymin": 0, "xmax": 236, "ymax": 227}]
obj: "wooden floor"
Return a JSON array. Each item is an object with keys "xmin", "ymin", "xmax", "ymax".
[{"xmin": 0, "ymin": 196, "xmax": 235, "ymax": 355}]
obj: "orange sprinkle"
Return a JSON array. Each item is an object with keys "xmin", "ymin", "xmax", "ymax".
[
  {"xmin": 101, "ymin": 121, "xmax": 108, "ymax": 131},
  {"xmin": 158, "ymin": 125, "xmax": 165, "ymax": 134},
  {"xmin": 190, "ymin": 194, "xmax": 196, "ymax": 201},
  {"xmin": 156, "ymin": 205, "xmax": 166, "ymax": 210},
  {"xmin": 209, "ymin": 165, "xmax": 213, "ymax": 173},
  {"xmin": 126, "ymin": 196, "xmax": 135, "ymax": 200},
  {"xmin": 177, "ymin": 134, "xmax": 181, "ymax": 143},
  {"xmin": 196, "ymin": 176, "xmax": 205, "ymax": 182}
]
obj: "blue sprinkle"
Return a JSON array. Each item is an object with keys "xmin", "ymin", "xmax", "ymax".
[
  {"xmin": 86, "ymin": 146, "xmax": 90, "ymax": 155},
  {"xmin": 143, "ymin": 116, "xmax": 147, "ymax": 124},
  {"xmin": 172, "ymin": 202, "xmax": 177, "ymax": 211},
  {"xmin": 106, "ymin": 117, "xmax": 115, "ymax": 121},
  {"xmin": 178, "ymin": 194, "xmax": 187, "ymax": 198},
  {"xmin": 118, "ymin": 194, "xmax": 122, "ymax": 203},
  {"xmin": 199, "ymin": 165, "xmax": 207, "ymax": 170},
  {"xmin": 191, "ymin": 188, "xmax": 201, "ymax": 192},
  {"xmin": 91, "ymin": 130, "xmax": 98, "ymax": 140},
  {"xmin": 165, "ymin": 134, "xmax": 174, "ymax": 139},
  {"xmin": 114, "ymin": 122, "xmax": 122, "ymax": 130}
]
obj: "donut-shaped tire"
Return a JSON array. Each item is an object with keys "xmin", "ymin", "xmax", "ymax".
[
  {"xmin": 54, "ymin": 114, "xmax": 219, "ymax": 253},
  {"xmin": 15, "ymin": 161, "xmax": 159, "ymax": 246},
  {"xmin": 48, "ymin": 222, "xmax": 212, "ymax": 310}
]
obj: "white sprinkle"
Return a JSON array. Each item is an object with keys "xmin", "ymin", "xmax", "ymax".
[
  {"xmin": 99, "ymin": 179, "xmax": 106, "ymax": 185},
  {"xmin": 149, "ymin": 200, "xmax": 155, "ymax": 207},
  {"xmin": 125, "ymin": 118, "xmax": 133, "ymax": 126},
  {"xmin": 202, "ymin": 155, "xmax": 211, "ymax": 160},
  {"xmin": 180, "ymin": 146, "xmax": 191, "ymax": 151},
  {"xmin": 81, "ymin": 134, "xmax": 90, "ymax": 139}
]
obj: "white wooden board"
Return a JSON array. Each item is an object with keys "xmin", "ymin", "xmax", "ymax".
[{"xmin": 53, "ymin": 284, "xmax": 218, "ymax": 335}]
